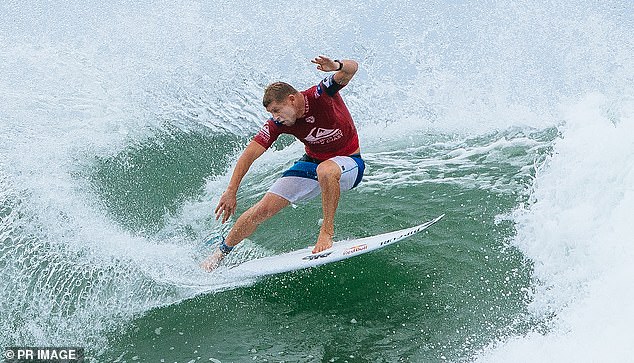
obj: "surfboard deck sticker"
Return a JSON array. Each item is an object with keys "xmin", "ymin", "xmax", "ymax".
[{"xmin": 221, "ymin": 214, "xmax": 445, "ymax": 279}]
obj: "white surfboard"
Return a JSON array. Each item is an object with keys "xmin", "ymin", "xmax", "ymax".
[{"xmin": 222, "ymin": 214, "xmax": 445, "ymax": 279}]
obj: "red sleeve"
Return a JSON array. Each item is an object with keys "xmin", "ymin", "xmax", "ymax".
[{"xmin": 252, "ymin": 119, "xmax": 280, "ymax": 149}]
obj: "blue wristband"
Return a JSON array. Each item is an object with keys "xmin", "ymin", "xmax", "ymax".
[{"xmin": 219, "ymin": 239, "xmax": 234, "ymax": 255}]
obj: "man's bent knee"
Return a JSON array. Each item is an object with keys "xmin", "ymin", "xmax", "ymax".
[{"xmin": 316, "ymin": 160, "xmax": 342, "ymax": 182}]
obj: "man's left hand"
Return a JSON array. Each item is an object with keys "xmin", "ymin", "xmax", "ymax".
[{"xmin": 311, "ymin": 55, "xmax": 339, "ymax": 72}]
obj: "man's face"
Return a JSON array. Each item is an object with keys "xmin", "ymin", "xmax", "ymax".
[{"xmin": 266, "ymin": 96, "xmax": 297, "ymax": 126}]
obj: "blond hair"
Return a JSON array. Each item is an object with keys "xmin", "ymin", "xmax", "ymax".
[{"xmin": 262, "ymin": 82, "xmax": 299, "ymax": 107}]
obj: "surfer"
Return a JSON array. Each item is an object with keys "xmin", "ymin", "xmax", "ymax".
[{"xmin": 201, "ymin": 55, "xmax": 364, "ymax": 272}]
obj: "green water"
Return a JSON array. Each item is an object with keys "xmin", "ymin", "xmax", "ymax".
[
  {"xmin": 89, "ymin": 127, "xmax": 553, "ymax": 362},
  {"xmin": 89, "ymin": 130, "xmax": 246, "ymax": 234}
]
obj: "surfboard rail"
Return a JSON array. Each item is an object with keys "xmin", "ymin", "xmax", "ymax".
[{"xmin": 224, "ymin": 214, "xmax": 445, "ymax": 278}]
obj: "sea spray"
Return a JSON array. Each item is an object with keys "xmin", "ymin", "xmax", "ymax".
[{"xmin": 474, "ymin": 94, "xmax": 634, "ymax": 362}]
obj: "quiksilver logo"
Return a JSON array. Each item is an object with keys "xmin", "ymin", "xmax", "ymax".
[{"xmin": 304, "ymin": 127, "xmax": 343, "ymax": 145}]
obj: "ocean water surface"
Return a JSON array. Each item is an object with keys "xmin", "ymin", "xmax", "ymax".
[{"xmin": 1, "ymin": 1, "xmax": 632, "ymax": 362}]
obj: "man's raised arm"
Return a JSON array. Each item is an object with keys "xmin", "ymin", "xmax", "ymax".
[{"xmin": 311, "ymin": 55, "xmax": 358, "ymax": 85}]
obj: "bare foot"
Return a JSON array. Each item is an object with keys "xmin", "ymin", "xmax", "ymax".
[
  {"xmin": 312, "ymin": 232, "xmax": 333, "ymax": 254},
  {"xmin": 200, "ymin": 249, "xmax": 226, "ymax": 272}
]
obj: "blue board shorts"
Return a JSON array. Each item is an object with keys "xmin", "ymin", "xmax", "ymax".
[{"xmin": 268, "ymin": 154, "xmax": 365, "ymax": 203}]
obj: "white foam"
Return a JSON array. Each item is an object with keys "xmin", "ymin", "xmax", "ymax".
[{"xmin": 474, "ymin": 93, "xmax": 634, "ymax": 362}]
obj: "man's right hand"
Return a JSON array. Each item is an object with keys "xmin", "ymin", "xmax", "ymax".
[
  {"xmin": 200, "ymin": 248, "xmax": 226, "ymax": 272},
  {"xmin": 215, "ymin": 189, "xmax": 237, "ymax": 224}
]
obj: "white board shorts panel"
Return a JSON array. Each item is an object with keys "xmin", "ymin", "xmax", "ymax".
[{"xmin": 268, "ymin": 155, "xmax": 363, "ymax": 204}]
